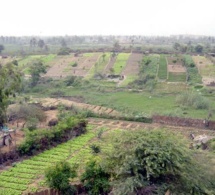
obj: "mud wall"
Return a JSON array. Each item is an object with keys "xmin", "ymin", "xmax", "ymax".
[{"xmin": 153, "ymin": 115, "xmax": 215, "ymax": 130}]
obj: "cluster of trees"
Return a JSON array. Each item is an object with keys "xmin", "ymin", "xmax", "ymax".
[
  {"xmin": 0, "ymin": 63, "xmax": 22, "ymax": 126},
  {"xmin": 45, "ymin": 130, "xmax": 215, "ymax": 195},
  {"xmin": 173, "ymin": 42, "xmax": 204, "ymax": 53}
]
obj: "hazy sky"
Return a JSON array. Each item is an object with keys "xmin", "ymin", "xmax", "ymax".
[{"xmin": 0, "ymin": 0, "xmax": 215, "ymax": 36}]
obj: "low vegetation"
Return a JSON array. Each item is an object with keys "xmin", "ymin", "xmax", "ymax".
[
  {"xmin": 183, "ymin": 55, "xmax": 202, "ymax": 84},
  {"xmin": 158, "ymin": 54, "xmax": 167, "ymax": 80}
]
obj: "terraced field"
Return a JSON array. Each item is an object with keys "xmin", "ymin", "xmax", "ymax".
[
  {"xmin": 192, "ymin": 55, "xmax": 215, "ymax": 85},
  {"xmin": 158, "ymin": 54, "xmax": 167, "ymax": 80},
  {"xmin": 119, "ymin": 53, "xmax": 142, "ymax": 86},
  {"xmin": 112, "ymin": 53, "xmax": 130, "ymax": 74},
  {"xmin": 1, "ymin": 117, "xmax": 215, "ymax": 194}
]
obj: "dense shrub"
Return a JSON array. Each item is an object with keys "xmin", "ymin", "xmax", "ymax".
[
  {"xmin": 45, "ymin": 161, "xmax": 77, "ymax": 195},
  {"xmin": 81, "ymin": 160, "xmax": 110, "ymax": 195},
  {"xmin": 176, "ymin": 92, "xmax": 209, "ymax": 109},
  {"xmin": 18, "ymin": 116, "xmax": 87, "ymax": 155},
  {"xmin": 105, "ymin": 129, "xmax": 215, "ymax": 194},
  {"xmin": 57, "ymin": 47, "xmax": 71, "ymax": 55}
]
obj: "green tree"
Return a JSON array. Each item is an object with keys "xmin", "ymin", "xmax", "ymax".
[
  {"xmin": 0, "ymin": 45, "xmax": 4, "ymax": 54},
  {"xmin": 173, "ymin": 42, "xmax": 180, "ymax": 51},
  {"xmin": 105, "ymin": 129, "xmax": 215, "ymax": 195},
  {"xmin": 37, "ymin": 39, "xmax": 45, "ymax": 50},
  {"xmin": 113, "ymin": 41, "xmax": 120, "ymax": 52},
  {"xmin": 0, "ymin": 63, "xmax": 22, "ymax": 126},
  {"xmin": 29, "ymin": 60, "xmax": 46, "ymax": 86},
  {"xmin": 45, "ymin": 161, "xmax": 77, "ymax": 195},
  {"xmin": 195, "ymin": 44, "xmax": 204, "ymax": 53},
  {"xmin": 81, "ymin": 160, "xmax": 110, "ymax": 195}
]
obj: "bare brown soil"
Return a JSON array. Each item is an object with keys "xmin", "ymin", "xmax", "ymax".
[
  {"xmin": 121, "ymin": 53, "xmax": 142, "ymax": 75},
  {"xmin": 44, "ymin": 53, "xmax": 101, "ymax": 78}
]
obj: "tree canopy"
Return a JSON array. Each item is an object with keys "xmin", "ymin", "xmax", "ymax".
[
  {"xmin": 103, "ymin": 129, "xmax": 215, "ymax": 195},
  {"xmin": 29, "ymin": 60, "xmax": 47, "ymax": 86},
  {"xmin": 0, "ymin": 45, "xmax": 4, "ymax": 54},
  {"xmin": 0, "ymin": 63, "xmax": 22, "ymax": 125}
]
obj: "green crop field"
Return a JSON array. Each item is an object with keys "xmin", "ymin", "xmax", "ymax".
[
  {"xmin": 168, "ymin": 72, "xmax": 187, "ymax": 82},
  {"xmin": 158, "ymin": 55, "xmax": 167, "ymax": 80},
  {"xmin": 140, "ymin": 54, "xmax": 159, "ymax": 77},
  {"xmin": 113, "ymin": 53, "xmax": 130, "ymax": 74},
  {"xmin": 0, "ymin": 129, "xmax": 96, "ymax": 194},
  {"xmin": 184, "ymin": 55, "xmax": 202, "ymax": 84}
]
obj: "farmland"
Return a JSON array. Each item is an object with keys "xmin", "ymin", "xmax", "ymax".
[
  {"xmin": 112, "ymin": 53, "xmax": 130, "ymax": 74},
  {"xmin": 1, "ymin": 117, "xmax": 215, "ymax": 194},
  {"xmin": 158, "ymin": 54, "xmax": 167, "ymax": 80},
  {"xmin": 1, "ymin": 50, "xmax": 215, "ymax": 194}
]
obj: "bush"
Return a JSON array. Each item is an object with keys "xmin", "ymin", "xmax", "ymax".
[
  {"xmin": 105, "ymin": 129, "xmax": 215, "ymax": 194},
  {"xmin": 18, "ymin": 116, "xmax": 87, "ymax": 155},
  {"xmin": 57, "ymin": 47, "xmax": 71, "ymax": 55},
  {"xmin": 45, "ymin": 161, "xmax": 77, "ymax": 195},
  {"xmin": 81, "ymin": 161, "xmax": 110, "ymax": 195},
  {"xmin": 176, "ymin": 92, "xmax": 209, "ymax": 109},
  {"xmin": 90, "ymin": 144, "xmax": 101, "ymax": 154},
  {"xmin": 70, "ymin": 62, "xmax": 78, "ymax": 67}
]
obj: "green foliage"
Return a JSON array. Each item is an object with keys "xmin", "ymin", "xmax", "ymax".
[
  {"xmin": 90, "ymin": 144, "xmax": 101, "ymax": 154},
  {"xmin": 29, "ymin": 60, "xmax": 47, "ymax": 86},
  {"xmin": 0, "ymin": 44, "xmax": 4, "ymax": 53},
  {"xmin": 64, "ymin": 75, "xmax": 80, "ymax": 86},
  {"xmin": 183, "ymin": 55, "xmax": 202, "ymax": 84},
  {"xmin": 113, "ymin": 53, "xmax": 130, "ymax": 74},
  {"xmin": 176, "ymin": 91, "xmax": 209, "ymax": 109},
  {"xmin": 168, "ymin": 72, "xmax": 186, "ymax": 82},
  {"xmin": 105, "ymin": 129, "xmax": 215, "ymax": 195},
  {"xmin": 18, "ymin": 116, "xmax": 87, "ymax": 155},
  {"xmin": 158, "ymin": 54, "xmax": 167, "ymax": 79},
  {"xmin": 70, "ymin": 62, "xmax": 78, "ymax": 67},
  {"xmin": 0, "ymin": 63, "xmax": 22, "ymax": 125},
  {"xmin": 81, "ymin": 160, "xmax": 110, "ymax": 195},
  {"xmin": 45, "ymin": 161, "xmax": 77, "ymax": 195},
  {"xmin": 195, "ymin": 44, "xmax": 204, "ymax": 53},
  {"xmin": 57, "ymin": 47, "xmax": 71, "ymax": 55}
]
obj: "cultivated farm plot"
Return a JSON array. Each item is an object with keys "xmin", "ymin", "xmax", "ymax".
[
  {"xmin": 119, "ymin": 53, "xmax": 142, "ymax": 86},
  {"xmin": 73, "ymin": 52, "xmax": 101, "ymax": 77},
  {"xmin": 1, "ymin": 118, "xmax": 215, "ymax": 194},
  {"xmin": 85, "ymin": 53, "xmax": 111, "ymax": 79},
  {"xmin": 112, "ymin": 53, "xmax": 130, "ymax": 74},
  {"xmin": 192, "ymin": 56, "xmax": 215, "ymax": 85},
  {"xmin": 44, "ymin": 53, "xmax": 101, "ymax": 78},
  {"xmin": 167, "ymin": 56, "xmax": 187, "ymax": 82},
  {"xmin": 158, "ymin": 55, "xmax": 167, "ymax": 80}
]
